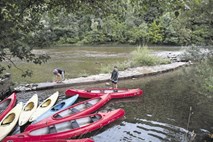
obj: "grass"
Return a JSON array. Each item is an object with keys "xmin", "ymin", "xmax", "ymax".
[
  {"xmin": 100, "ymin": 46, "xmax": 170, "ymax": 73},
  {"xmin": 130, "ymin": 46, "xmax": 170, "ymax": 67}
]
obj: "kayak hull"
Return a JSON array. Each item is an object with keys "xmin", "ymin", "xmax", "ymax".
[
  {"xmin": 0, "ymin": 102, "xmax": 23, "ymax": 141},
  {"xmin": 65, "ymin": 88, "xmax": 143, "ymax": 99},
  {"xmin": 33, "ymin": 94, "xmax": 79, "ymax": 124},
  {"xmin": 19, "ymin": 94, "xmax": 39, "ymax": 126},
  {"xmin": 25, "ymin": 94, "xmax": 111, "ymax": 131},
  {"xmin": 0, "ymin": 93, "xmax": 17, "ymax": 121},
  {"xmin": 3, "ymin": 109, "xmax": 125, "ymax": 141},
  {"xmin": 29, "ymin": 91, "xmax": 59, "ymax": 122}
]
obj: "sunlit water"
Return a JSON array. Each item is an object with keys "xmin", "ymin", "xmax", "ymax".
[{"xmin": 13, "ymin": 68, "xmax": 213, "ymax": 142}]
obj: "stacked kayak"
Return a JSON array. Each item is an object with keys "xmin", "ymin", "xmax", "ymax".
[
  {"xmin": 65, "ymin": 88, "xmax": 143, "ymax": 98},
  {"xmin": 25, "ymin": 94, "xmax": 111, "ymax": 131},
  {"xmin": 3, "ymin": 109, "xmax": 125, "ymax": 142},
  {"xmin": 1, "ymin": 86, "xmax": 143, "ymax": 142},
  {"xmin": 0, "ymin": 102, "xmax": 23, "ymax": 141},
  {"xmin": 0, "ymin": 93, "xmax": 17, "ymax": 121},
  {"xmin": 19, "ymin": 94, "xmax": 39, "ymax": 126},
  {"xmin": 32, "ymin": 94, "xmax": 79, "ymax": 124},
  {"xmin": 29, "ymin": 91, "xmax": 59, "ymax": 122}
]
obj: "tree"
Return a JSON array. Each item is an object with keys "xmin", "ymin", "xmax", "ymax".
[{"xmin": 0, "ymin": 0, "xmax": 114, "ymax": 77}]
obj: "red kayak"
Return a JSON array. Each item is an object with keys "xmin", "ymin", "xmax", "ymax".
[
  {"xmin": 3, "ymin": 109, "xmax": 125, "ymax": 142},
  {"xmin": 0, "ymin": 93, "xmax": 16, "ymax": 121},
  {"xmin": 28, "ymin": 138, "xmax": 94, "ymax": 142},
  {"xmin": 25, "ymin": 94, "xmax": 111, "ymax": 131},
  {"xmin": 65, "ymin": 88, "xmax": 143, "ymax": 98}
]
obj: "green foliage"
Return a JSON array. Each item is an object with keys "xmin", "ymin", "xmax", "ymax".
[
  {"xmin": 182, "ymin": 46, "xmax": 211, "ymax": 62},
  {"xmin": 148, "ymin": 21, "xmax": 163, "ymax": 44},
  {"xmin": 183, "ymin": 55, "xmax": 213, "ymax": 96},
  {"xmin": 130, "ymin": 46, "xmax": 170, "ymax": 66},
  {"xmin": 79, "ymin": 31, "xmax": 108, "ymax": 44},
  {"xmin": 181, "ymin": 46, "xmax": 213, "ymax": 95},
  {"xmin": 127, "ymin": 22, "xmax": 149, "ymax": 44}
]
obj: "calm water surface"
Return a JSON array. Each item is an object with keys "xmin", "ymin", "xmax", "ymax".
[{"xmin": 15, "ymin": 68, "xmax": 213, "ymax": 142}]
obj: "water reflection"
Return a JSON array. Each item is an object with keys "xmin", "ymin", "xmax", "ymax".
[{"xmin": 93, "ymin": 118, "xmax": 192, "ymax": 142}]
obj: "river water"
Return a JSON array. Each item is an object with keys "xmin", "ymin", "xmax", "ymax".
[{"xmin": 15, "ymin": 68, "xmax": 213, "ymax": 142}]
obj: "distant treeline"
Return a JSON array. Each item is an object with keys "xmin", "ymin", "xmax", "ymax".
[{"xmin": 41, "ymin": 0, "xmax": 213, "ymax": 46}]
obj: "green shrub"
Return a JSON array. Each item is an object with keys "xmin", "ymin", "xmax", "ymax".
[{"xmin": 130, "ymin": 46, "xmax": 170, "ymax": 67}]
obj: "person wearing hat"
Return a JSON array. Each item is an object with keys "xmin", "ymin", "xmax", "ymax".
[
  {"xmin": 110, "ymin": 66, "xmax": 119, "ymax": 88},
  {"xmin": 53, "ymin": 68, "xmax": 65, "ymax": 83}
]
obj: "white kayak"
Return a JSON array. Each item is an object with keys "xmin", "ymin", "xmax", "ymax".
[
  {"xmin": 0, "ymin": 102, "xmax": 23, "ymax": 141},
  {"xmin": 19, "ymin": 94, "xmax": 38, "ymax": 126},
  {"xmin": 33, "ymin": 94, "xmax": 79, "ymax": 124},
  {"xmin": 29, "ymin": 91, "xmax": 59, "ymax": 122}
]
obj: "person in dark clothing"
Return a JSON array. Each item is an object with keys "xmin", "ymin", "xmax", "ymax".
[
  {"xmin": 110, "ymin": 66, "xmax": 119, "ymax": 88},
  {"xmin": 53, "ymin": 68, "xmax": 65, "ymax": 83}
]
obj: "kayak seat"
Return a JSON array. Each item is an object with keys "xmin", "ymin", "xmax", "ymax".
[
  {"xmin": 24, "ymin": 102, "xmax": 34, "ymax": 111},
  {"xmin": 2, "ymin": 113, "xmax": 15, "ymax": 125},
  {"xmin": 41, "ymin": 99, "xmax": 51, "ymax": 108},
  {"xmin": 71, "ymin": 120, "xmax": 80, "ymax": 129},
  {"xmin": 90, "ymin": 115, "xmax": 101, "ymax": 122},
  {"xmin": 71, "ymin": 108, "xmax": 80, "ymax": 113},
  {"xmin": 49, "ymin": 126, "xmax": 57, "ymax": 134},
  {"xmin": 85, "ymin": 102, "xmax": 93, "ymax": 108},
  {"xmin": 54, "ymin": 114, "xmax": 63, "ymax": 119},
  {"xmin": 52, "ymin": 102, "xmax": 65, "ymax": 111}
]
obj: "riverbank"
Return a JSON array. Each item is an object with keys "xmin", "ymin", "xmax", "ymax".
[{"xmin": 14, "ymin": 61, "xmax": 191, "ymax": 92}]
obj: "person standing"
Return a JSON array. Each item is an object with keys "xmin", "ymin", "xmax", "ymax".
[
  {"xmin": 110, "ymin": 66, "xmax": 119, "ymax": 88},
  {"xmin": 53, "ymin": 68, "xmax": 65, "ymax": 83}
]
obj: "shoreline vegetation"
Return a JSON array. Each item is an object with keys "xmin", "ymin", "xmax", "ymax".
[{"xmin": 5, "ymin": 45, "xmax": 183, "ymax": 84}]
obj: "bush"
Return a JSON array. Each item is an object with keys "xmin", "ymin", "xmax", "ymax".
[{"xmin": 130, "ymin": 46, "xmax": 170, "ymax": 67}]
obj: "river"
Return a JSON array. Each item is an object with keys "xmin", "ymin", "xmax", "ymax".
[{"xmin": 14, "ymin": 67, "xmax": 213, "ymax": 142}]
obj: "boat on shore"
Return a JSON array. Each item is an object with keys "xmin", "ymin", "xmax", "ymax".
[
  {"xmin": 0, "ymin": 93, "xmax": 17, "ymax": 121},
  {"xmin": 3, "ymin": 109, "xmax": 125, "ymax": 142},
  {"xmin": 32, "ymin": 94, "xmax": 79, "ymax": 124},
  {"xmin": 0, "ymin": 102, "xmax": 23, "ymax": 141},
  {"xmin": 25, "ymin": 138, "xmax": 94, "ymax": 142},
  {"xmin": 29, "ymin": 91, "xmax": 59, "ymax": 122},
  {"xmin": 65, "ymin": 88, "xmax": 143, "ymax": 98},
  {"xmin": 19, "ymin": 94, "xmax": 38, "ymax": 126},
  {"xmin": 25, "ymin": 94, "xmax": 111, "ymax": 131}
]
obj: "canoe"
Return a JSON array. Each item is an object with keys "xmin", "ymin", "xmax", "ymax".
[
  {"xmin": 29, "ymin": 91, "xmax": 59, "ymax": 122},
  {"xmin": 65, "ymin": 88, "xmax": 143, "ymax": 98},
  {"xmin": 4, "ymin": 109, "xmax": 125, "ymax": 141},
  {"xmin": 25, "ymin": 94, "xmax": 111, "ymax": 131},
  {"xmin": 19, "ymin": 94, "xmax": 39, "ymax": 126},
  {"xmin": 32, "ymin": 94, "xmax": 79, "ymax": 124},
  {"xmin": 3, "ymin": 138, "xmax": 94, "ymax": 142},
  {"xmin": 0, "ymin": 102, "xmax": 23, "ymax": 141},
  {"xmin": 0, "ymin": 93, "xmax": 17, "ymax": 121},
  {"xmin": 36, "ymin": 138, "xmax": 94, "ymax": 142}
]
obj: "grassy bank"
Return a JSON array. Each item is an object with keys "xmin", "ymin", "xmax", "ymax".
[
  {"xmin": 4, "ymin": 45, "xmax": 173, "ymax": 84},
  {"xmin": 100, "ymin": 46, "xmax": 170, "ymax": 73}
]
